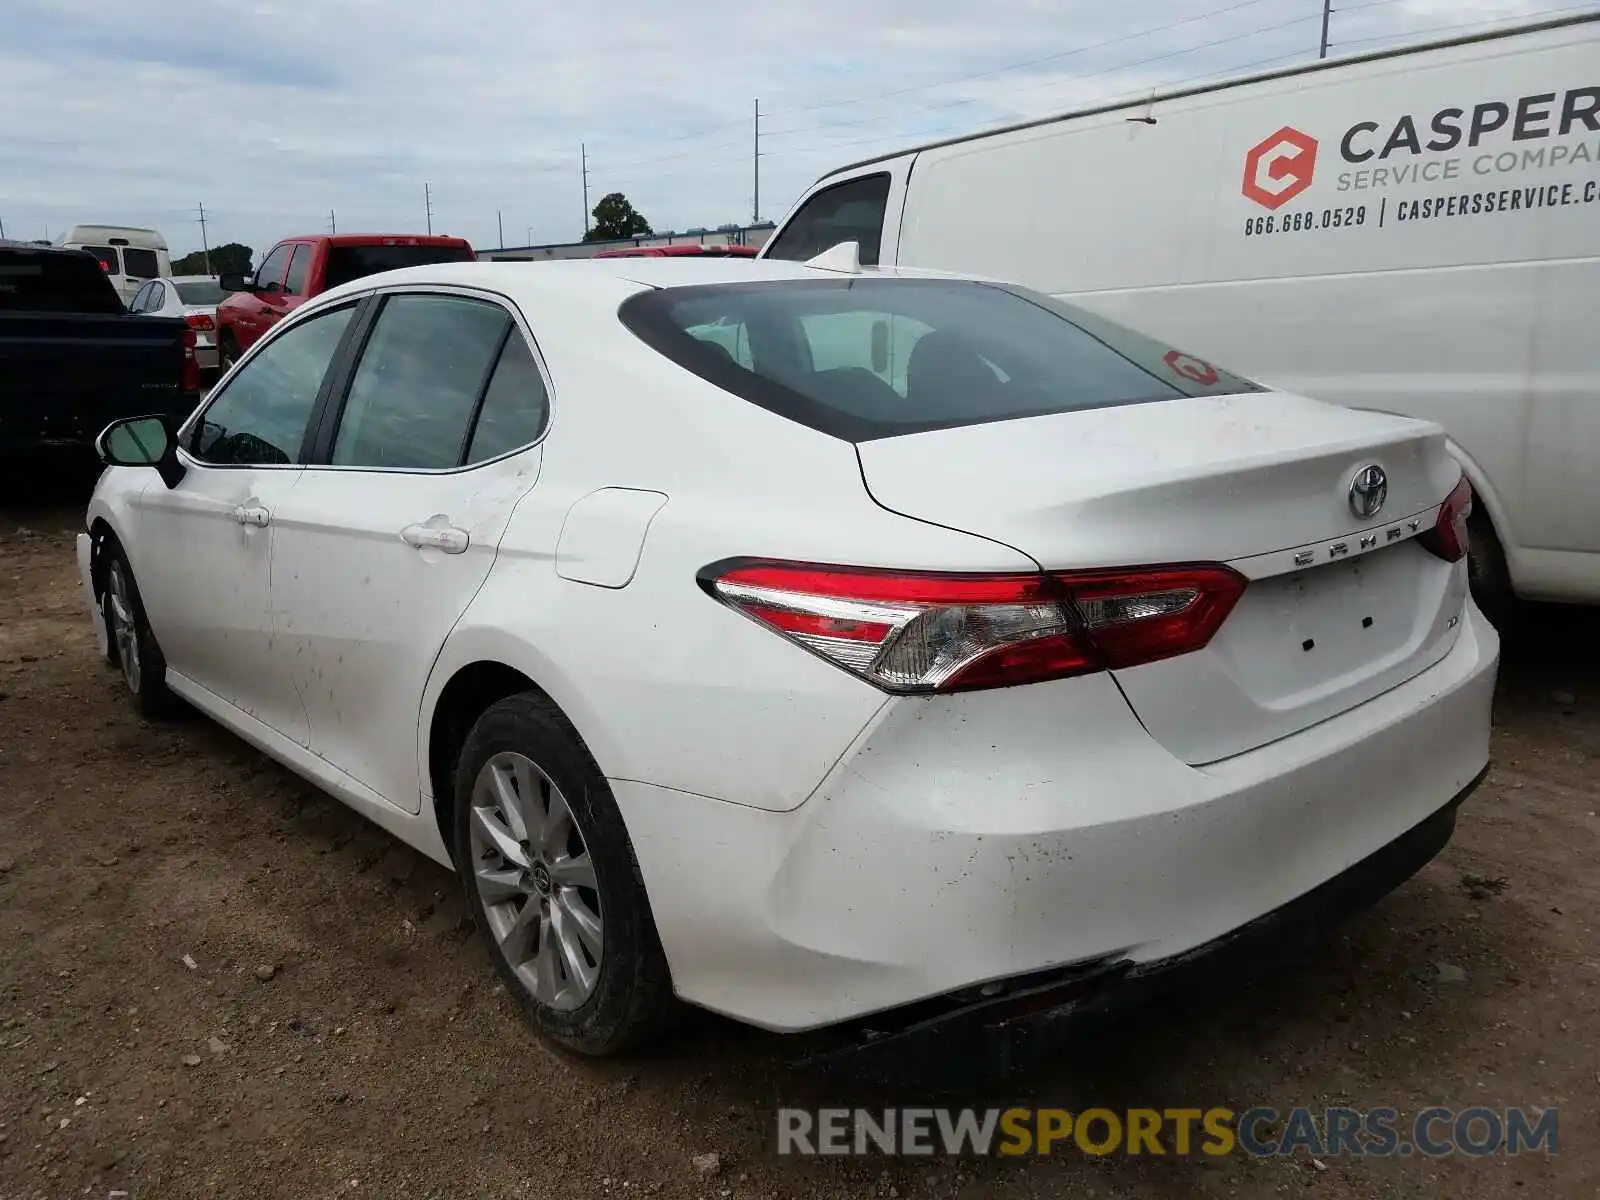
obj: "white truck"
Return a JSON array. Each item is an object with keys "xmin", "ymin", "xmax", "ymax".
[
  {"xmin": 56, "ymin": 225, "xmax": 172, "ymax": 307},
  {"xmin": 762, "ymin": 12, "xmax": 1600, "ymax": 618}
]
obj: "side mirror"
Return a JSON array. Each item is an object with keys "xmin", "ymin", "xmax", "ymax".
[
  {"xmin": 870, "ymin": 319, "xmax": 889, "ymax": 374},
  {"xmin": 96, "ymin": 415, "xmax": 186, "ymax": 490},
  {"xmin": 218, "ymin": 271, "xmax": 252, "ymax": 293}
]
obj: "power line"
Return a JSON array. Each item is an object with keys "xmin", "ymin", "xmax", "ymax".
[{"xmin": 1332, "ymin": 2, "xmax": 1599, "ymax": 50}]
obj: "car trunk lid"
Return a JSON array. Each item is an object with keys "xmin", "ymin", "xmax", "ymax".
[{"xmin": 855, "ymin": 390, "xmax": 1468, "ymax": 763}]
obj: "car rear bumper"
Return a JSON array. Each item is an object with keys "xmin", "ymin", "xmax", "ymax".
[{"xmin": 613, "ymin": 600, "xmax": 1499, "ymax": 1033}]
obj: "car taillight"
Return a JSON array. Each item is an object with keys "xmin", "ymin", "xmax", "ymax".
[
  {"xmin": 701, "ymin": 560, "xmax": 1246, "ymax": 693},
  {"xmin": 1418, "ymin": 476, "xmax": 1473, "ymax": 563},
  {"xmin": 184, "ymin": 312, "xmax": 215, "ymax": 332},
  {"xmin": 180, "ymin": 328, "xmax": 201, "ymax": 392}
]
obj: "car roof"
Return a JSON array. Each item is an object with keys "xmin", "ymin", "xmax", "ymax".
[{"xmin": 309, "ymin": 254, "xmax": 1005, "ymax": 312}]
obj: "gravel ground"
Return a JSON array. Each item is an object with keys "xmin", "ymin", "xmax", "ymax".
[{"xmin": 1, "ymin": 471, "xmax": 1596, "ymax": 1200}]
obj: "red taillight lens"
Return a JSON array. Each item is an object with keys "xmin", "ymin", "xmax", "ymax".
[
  {"xmin": 180, "ymin": 328, "xmax": 201, "ymax": 392},
  {"xmin": 702, "ymin": 560, "xmax": 1246, "ymax": 693},
  {"xmin": 184, "ymin": 312, "xmax": 215, "ymax": 332},
  {"xmin": 1418, "ymin": 476, "xmax": 1473, "ymax": 563}
]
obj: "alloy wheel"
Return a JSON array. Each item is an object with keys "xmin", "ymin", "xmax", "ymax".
[
  {"xmin": 468, "ymin": 751, "xmax": 603, "ymax": 1010},
  {"xmin": 106, "ymin": 562, "xmax": 141, "ymax": 694}
]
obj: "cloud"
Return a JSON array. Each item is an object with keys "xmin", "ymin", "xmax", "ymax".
[{"xmin": 0, "ymin": 0, "xmax": 1567, "ymax": 257}]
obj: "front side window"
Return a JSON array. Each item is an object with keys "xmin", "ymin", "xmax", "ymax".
[
  {"xmin": 621, "ymin": 278, "xmax": 1261, "ymax": 441},
  {"xmin": 121, "ymin": 248, "xmax": 159, "ymax": 280},
  {"xmin": 283, "ymin": 245, "xmax": 313, "ymax": 296},
  {"xmin": 254, "ymin": 245, "xmax": 292, "ymax": 293},
  {"xmin": 764, "ymin": 174, "xmax": 891, "ymax": 266},
  {"xmin": 191, "ymin": 304, "xmax": 356, "ymax": 465},
  {"xmin": 330, "ymin": 294, "xmax": 511, "ymax": 469}
]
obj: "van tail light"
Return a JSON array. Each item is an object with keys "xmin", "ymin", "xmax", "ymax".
[
  {"xmin": 1418, "ymin": 476, "xmax": 1473, "ymax": 563},
  {"xmin": 184, "ymin": 312, "xmax": 215, "ymax": 332},
  {"xmin": 179, "ymin": 328, "xmax": 201, "ymax": 393},
  {"xmin": 700, "ymin": 560, "xmax": 1247, "ymax": 693}
]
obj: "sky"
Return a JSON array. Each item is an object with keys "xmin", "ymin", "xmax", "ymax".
[{"xmin": 0, "ymin": 0, "xmax": 1568, "ymax": 261}]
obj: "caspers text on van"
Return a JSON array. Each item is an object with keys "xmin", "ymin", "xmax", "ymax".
[{"xmin": 1339, "ymin": 86, "xmax": 1599, "ymax": 162}]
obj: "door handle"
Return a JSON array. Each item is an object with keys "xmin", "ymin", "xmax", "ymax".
[
  {"xmin": 402, "ymin": 523, "xmax": 469, "ymax": 554},
  {"xmin": 233, "ymin": 505, "xmax": 270, "ymax": 527}
]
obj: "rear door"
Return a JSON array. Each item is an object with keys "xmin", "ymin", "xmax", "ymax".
[{"xmin": 268, "ymin": 288, "xmax": 551, "ymax": 813}]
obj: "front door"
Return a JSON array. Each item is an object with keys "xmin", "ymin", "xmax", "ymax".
[
  {"xmin": 269, "ymin": 289, "xmax": 551, "ymax": 812},
  {"xmin": 233, "ymin": 243, "xmax": 293, "ymax": 352},
  {"xmin": 136, "ymin": 300, "xmax": 360, "ymax": 744}
]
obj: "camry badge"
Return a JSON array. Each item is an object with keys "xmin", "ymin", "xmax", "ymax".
[{"xmin": 1349, "ymin": 464, "xmax": 1388, "ymax": 519}]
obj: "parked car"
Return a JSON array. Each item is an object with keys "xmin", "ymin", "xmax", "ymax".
[
  {"xmin": 78, "ymin": 256, "xmax": 1496, "ymax": 1055},
  {"xmin": 56, "ymin": 224, "xmax": 171, "ymax": 306},
  {"xmin": 591, "ymin": 244, "xmax": 758, "ymax": 258},
  {"xmin": 215, "ymin": 234, "xmax": 476, "ymax": 369},
  {"xmin": 0, "ymin": 240, "xmax": 201, "ymax": 458},
  {"xmin": 762, "ymin": 12, "xmax": 1600, "ymax": 621},
  {"xmin": 128, "ymin": 275, "xmax": 230, "ymax": 372}
]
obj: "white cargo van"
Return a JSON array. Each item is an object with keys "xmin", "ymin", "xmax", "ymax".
[
  {"xmin": 763, "ymin": 13, "xmax": 1600, "ymax": 615},
  {"xmin": 56, "ymin": 225, "xmax": 171, "ymax": 307}
]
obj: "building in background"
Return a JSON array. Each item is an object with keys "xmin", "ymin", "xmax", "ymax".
[{"xmin": 481, "ymin": 222, "xmax": 775, "ymax": 262}]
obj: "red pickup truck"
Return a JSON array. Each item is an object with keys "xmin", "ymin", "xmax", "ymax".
[{"xmin": 216, "ymin": 233, "xmax": 475, "ymax": 369}]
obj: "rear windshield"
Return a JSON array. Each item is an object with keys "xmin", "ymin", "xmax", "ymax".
[
  {"xmin": 84, "ymin": 246, "xmax": 119, "ymax": 274},
  {"xmin": 324, "ymin": 244, "xmax": 475, "ymax": 290},
  {"xmin": 121, "ymin": 247, "xmax": 160, "ymax": 279},
  {"xmin": 174, "ymin": 280, "xmax": 226, "ymax": 305},
  {"xmin": 0, "ymin": 249, "xmax": 125, "ymax": 314},
  {"xmin": 619, "ymin": 278, "xmax": 1260, "ymax": 441}
]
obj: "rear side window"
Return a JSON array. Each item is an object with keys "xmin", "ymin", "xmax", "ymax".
[
  {"xmin": 0, "ymin": 249, "xmax": 125, "ymax": 314},
  {"xmin": 465, "ymin": 334, "xmax": 549, "ymax": 463},
  {"xmin": 192, "ymin": 305, "xmax": 356, "ymax": 465},
  {"xmin": 330, "ymin": 294, "xmax": 511, "ymax": 469},
  {"xmin": 121, "ymin": 248, "xmax": 159, "ymax": 279},
  {"xmin": 323, "ymin": 244, "xmax": 476, "ymax": 290},
  {"xmin": 764, "ymin": 174, "xmax": 891, "ymax": 266},
  {"xmin": 283, "ymin": 245, "xmax": 314, "ymax": 296},
  {"xmin": 620, "ymin": 278, "xmax": 1260, "ymax": 442}
]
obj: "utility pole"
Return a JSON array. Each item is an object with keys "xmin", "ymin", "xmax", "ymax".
[
  {"xmin": 0, "ymin": 216, "xmax": 6, "ymax": 239},
  {"xmin": 328, "ymin": 208, "xmax": 337, "ymax": 234},
  {"xmin": 1319, "ymin": 0, "xmax": 1332, "ymax": 58},
  {"xmin": 753, "ymin": 99, "xmax": 762, "ymax": 224},
  {"xmin": 526, "ymin": 226, "xmax": 534, "ymax": 245},
  {"xmin": 580, "ymin": 143, "xmax": 590, "ymax": 237},
  {"xmin": 197, "ymin": 202, "xmax": 212, "ymax": 275},
  {"xmin": 497, "ymin": 210, "xmax": 504, "ymax": 249},
  {"xmin": 424, "ymin": 182, "xmax": 434, "ymax": 235}
]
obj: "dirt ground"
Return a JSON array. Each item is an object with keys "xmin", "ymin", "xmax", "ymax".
[{"xmin": 1, "ymin": 469, "xmax": 1596, "ymax": 1200}]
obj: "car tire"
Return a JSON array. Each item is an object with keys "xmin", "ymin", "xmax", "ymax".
[
  {"xmin": 102, "ymin": 545, "xmax": 182, "ymax": 720},
  {"xmin": 453, "ymin": 692, "xmax": 675, "ymax": 1055},
  {"xmin": 1466, "ymin": 510, "xmax": 1516, "ymax": 632}
]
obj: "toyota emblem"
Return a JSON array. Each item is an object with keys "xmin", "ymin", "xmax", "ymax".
[{"xmin": 1349, "ymin": 464, "xmax": 1388, "ymax": 519}]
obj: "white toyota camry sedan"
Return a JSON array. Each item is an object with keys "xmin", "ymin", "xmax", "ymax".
[{"xmin": 78, "ymin": 252, "xmax": 1498, "ymax": 1055}]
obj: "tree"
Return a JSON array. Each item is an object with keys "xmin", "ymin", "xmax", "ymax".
[
  {"xmin": 170, "ymin": 242, "xmax": 253, "ymax": 275},
  {"xmin": 584, "ymin": 193, "xmax": 652, "ymax": 242}
]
